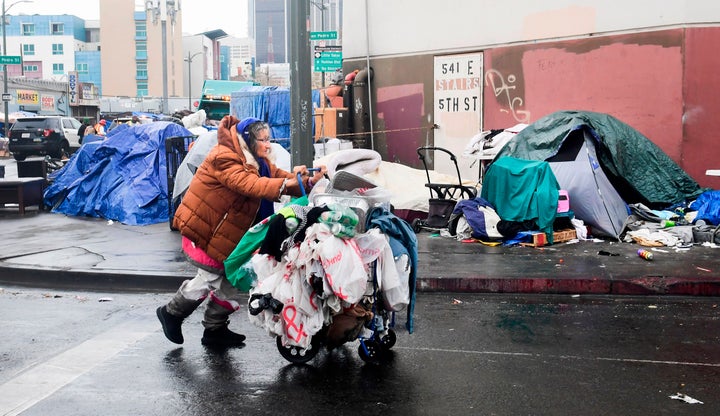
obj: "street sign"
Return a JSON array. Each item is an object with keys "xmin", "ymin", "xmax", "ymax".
[
  {"xmin": 314, "ymin": 45, "xmax": 342, "ymax": 52},
  {"xmin": 314, "ymin": 51, "xmax": 342, "ymax": 72},
  {"xmin": 309, "ymin": 31, "xmax": 337, "ymax": 41},
  {"xmin": 1, "ymin": 93, "xmax": 11, "ymax": 101},
  {"xmin": 0, "ymin": 56, "xmax": 22, "ymax": 65}
]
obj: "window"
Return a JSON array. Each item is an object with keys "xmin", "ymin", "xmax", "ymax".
[
  {"xmin": 135, "ymin": 21, "xmax": 147, "ymax": 38},
  {"xmin": 136, "ymin": 81, "xmax": 148, "ymax": 97},
  {"xmin": 136, "ymin": 62, "xmax": 147, "ymax": 78},
  {"xmin": 136, "ymin": 40, "xmax": 147, "ymax": 59},
  {"xmin": 51, "ymin": 23, "xmax": 64, "ymax": 35},
  {"xmin": 22, "ymin": 23, "xmax": 35, "ymax": 36},
  {"xmin": 76, "ymin": 63, "xmax": 89, "ymax": 74},
  {"xmin": 22, "ymin": 44, "xmax": 35, "ymax": 56},
  {"xmin": 23, "ymin": 65, "xmax": 38, "ymax": 72},
  {"xmin": 52, "ymin": 63, "xmax": 64, "ymax": 75},
  {"xmin": 52, "ymin": 44, "xmax": 64, "ymax": 55}
]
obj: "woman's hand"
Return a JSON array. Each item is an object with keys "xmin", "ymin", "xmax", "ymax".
[
  {"xmin": 311, "ymin": 165, "xmax": 328, "ymax": 183},
  {"xmin": 291, "ymin": 165, "xmax": 307, "ymax": 175}
]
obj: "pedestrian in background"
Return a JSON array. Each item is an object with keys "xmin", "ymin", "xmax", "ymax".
[
  {"xmin": 156, "ymin": 115, "xmax": 327, "ymax": 349},
  {"xmin": 94, "ymin": 119, "xmax": 107, "ymax": 136},
  {"xmin": 77, "ymin": 118, "xmax": 91, "ymax": 144}
]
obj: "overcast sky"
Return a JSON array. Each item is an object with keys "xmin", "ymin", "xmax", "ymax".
[{"xmin": 9, "ymin": 0, "xmax": 249, "ymax": 38}]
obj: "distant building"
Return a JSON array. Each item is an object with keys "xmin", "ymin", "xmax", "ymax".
[{"xmin": 2, "ymin": 13, "xmax": 100, "ymax": 118}]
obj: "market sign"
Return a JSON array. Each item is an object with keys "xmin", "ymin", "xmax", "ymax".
[{"xmin": 16, "ymin": 90, "xmax": 39, "ymax": 105}]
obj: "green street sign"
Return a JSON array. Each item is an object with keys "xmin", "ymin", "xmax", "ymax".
[
  {"xmin": 310, "ymin": 31, "xmax": 337, "ymax": 41},
  {"xmin": 0, "ymin": 55, "xmax": 21, "ymax": 65},
  {"xmin": 314, "ymin": 50, "xmax": 342, "ymax": 72}
]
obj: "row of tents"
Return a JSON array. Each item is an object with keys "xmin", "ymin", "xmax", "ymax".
[
  {"xmin": 41, "ymin": 109, "xmax": 716, "ymax": 242},
  {"xmin": 480, "ymin": 110, "xmax": 712, "ymax": 240}
]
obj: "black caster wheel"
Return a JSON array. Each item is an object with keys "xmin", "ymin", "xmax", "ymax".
[
  {"xmin": 276, "ymin": 335, "xmax": 319, "ymax": 364},
  {"xmin": 379, "ymin": 329, "xmax": 397, "ymax": 350},
  {"xmin": 358, "ymin": 340, "xmax": 383, "ymax": 365},
  {"xmin": 412, "ymin": 218, "xmax": 423, "ymax": 233}
]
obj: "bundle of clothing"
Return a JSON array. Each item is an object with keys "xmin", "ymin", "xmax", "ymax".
[{"xmin": 237, "ymin": 203, "xmax": 417, "ymax": 350}]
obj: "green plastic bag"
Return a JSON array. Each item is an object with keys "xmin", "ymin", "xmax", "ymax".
[{"xmin": 224, "ymin": 195, "xmax": 308, "ymax": 291}]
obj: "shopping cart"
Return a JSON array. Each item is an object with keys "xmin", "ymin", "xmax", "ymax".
[{"xmin": 246, "ymin": 171, "xmax": 414, "ymax": 365}]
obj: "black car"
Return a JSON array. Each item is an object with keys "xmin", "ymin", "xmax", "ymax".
[{"xmin": 8, "ymin": 116, "xmax": 82, "ymax": 161}]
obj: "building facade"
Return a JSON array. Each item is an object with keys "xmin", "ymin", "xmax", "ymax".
[
  {"xmin": 342, "ymin": 0, "xmax": 720, "ymax": 189},
  {"xmin": 99, "ymin": 0, "xmax": 184, "ymax": 112},
  {"xmin": 2, "ymin": 13, "xmax": 100, "ymax": 119}
]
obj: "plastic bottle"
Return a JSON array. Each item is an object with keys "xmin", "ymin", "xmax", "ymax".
[
  {"xmin": 637, "ymin": 249, "xmax": 654, "ymax": 261},
  {"xmin": 660, "ymin": 219, "xmax": 675, "ymax": 228}
]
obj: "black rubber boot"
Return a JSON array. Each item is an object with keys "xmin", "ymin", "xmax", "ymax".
[
  {"xmin": 157, "ymin": 293, "xmax": 203, "ymax": 344},
  {"xmin": 201, "ymin": 322, "xmax": 247, "ymax": 348},
  {"xmin": 156, "ymin": 306, "xmax": 186, "ymax": 344}
]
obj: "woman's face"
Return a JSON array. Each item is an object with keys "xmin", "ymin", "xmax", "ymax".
[{"xmin": 254, "ymin": 127, "xmax": 272, "ymax": 158}]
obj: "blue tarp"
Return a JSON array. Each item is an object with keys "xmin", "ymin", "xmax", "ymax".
[
  {"xmin": 230, "ymin": 86, "xmax": 321, "ymax": 149},
  {"xmin": 44, "ymin": 121, "xmax": 193, "ymax": 225}
]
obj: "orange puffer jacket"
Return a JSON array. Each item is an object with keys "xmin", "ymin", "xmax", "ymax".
[{"xmin": 173, "ymin": 115, "xmax": 304, "ymax": 263}]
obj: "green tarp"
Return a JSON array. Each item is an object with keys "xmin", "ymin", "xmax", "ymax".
[
  {"xmin": 494, "ymin": 110, "xmax": 707, "ymax": 209},
  {"xmin": 481, "ymin": 157, "xmax": 560, "ymax": 242}
]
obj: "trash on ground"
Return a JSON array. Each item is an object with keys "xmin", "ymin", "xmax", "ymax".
[
  {"xmin": 98, "ymin": 297, "xmax": 113, "ymax": 302},
  {"xmin": 452, "ymin": 298, "xmax": 463, "ymax": 304},
  {"xmin": 669, "ymin": 393, "xmax": 703, "ymax": 404},
  {"xmin": 598, "ymin": 250, "xmax": 620, "ymax": 256},
  {"xmin": 695, "ymin": 266, "xmax": 711, "ymax": 272}
]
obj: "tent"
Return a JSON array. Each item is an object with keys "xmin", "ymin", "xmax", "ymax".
[
  {"xmin": 493, "ymin": 110, "xmax": 708, "ymax": 238},
  {"xmin": 481, "ymin": 157, "xmax": 560, "ymax": 241},
  {"xmin": 44, "ymin": 121, "xmax": 193, "ymax": 225}
]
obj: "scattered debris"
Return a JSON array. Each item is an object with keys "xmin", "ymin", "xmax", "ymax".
[
  {"xmin": 107, "ymin": 220, "xmax": 114, "ymax": 225},
  {"xmin": 98, "ymin": 297, "xmax": 114, "ymax": 302},
  {"xmin": 648, "ymin": 305, "xmax": 658, "ymax": 309},
  {"xmin": 669, "ymin": 393, "xmax": 703, "ymax": 404},
  {"xmin": 696, "ymin": 266, "xmax": 712, "ymax": 272},
  {"xmin": 598, "ymin": 250, "xmax": 620, "ymax": 256},
  {"xmin": 451, "ymin": 298, "xmax": 463, "ymax": 304},
  {"xmin": 42, "ymin": 293, "xmax": 62, "ymax": 298}
]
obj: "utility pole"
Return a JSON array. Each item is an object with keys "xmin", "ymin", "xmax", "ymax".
[
  {"xmin": 184, "ymin": 52, "xmax": 201, "ymax": 110},
  {"xmin": 288, "ymin": 0, "xmax": 313, "ymax": 166},
  {"xmin": 2, "ymin": 0, "xmax": 32, "ymax": 138}
]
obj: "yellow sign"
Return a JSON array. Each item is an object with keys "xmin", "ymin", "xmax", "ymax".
[{"xmin": 16, "ymin": 90, "xmax": 39, "ymax": 105}]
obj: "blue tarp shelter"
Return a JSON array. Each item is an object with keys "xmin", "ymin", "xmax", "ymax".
[
  {"xmin": 230, "ymin": 86, "xmax": 321, "ymax": 149},
  {"xmin": 44, "ymin": 121, "xmax": 193, "ymax": 225}
]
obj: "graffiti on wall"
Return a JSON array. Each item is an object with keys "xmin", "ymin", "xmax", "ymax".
[{"xmin": 484, "ymin": 69, "xmax": 530, "ymax": 123}]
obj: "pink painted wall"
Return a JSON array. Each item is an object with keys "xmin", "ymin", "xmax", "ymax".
[
  {"xmin": 683, "ymin": 27, "xmax": 720, "ymax": 190},
  {"xmin": 483, "ymin": 29, "xmax": 717, "ymax": 188}
]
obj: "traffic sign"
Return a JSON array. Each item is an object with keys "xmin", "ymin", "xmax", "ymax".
[
  {"xmin": 310, "ymin": 31, "xmax": 337, "ymax": 41},
  {"xmin": 314, "ymin": 45, "xmax": 342, "ymax": 52},
  {"xmin": 2, "ymin": 93, "xmax": 11, "ymax": 101},
  {"xmin": 314, "ymin": 51, "xmax": 342, "ymax": 72},
  {"xmin": 0, "ymin": 56, "xmax": 21, "ymax": 65}
]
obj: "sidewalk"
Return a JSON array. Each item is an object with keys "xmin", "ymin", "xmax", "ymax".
[{"xmin": 1, "ymin": 207, "xmax": 719, "ymax": 296}]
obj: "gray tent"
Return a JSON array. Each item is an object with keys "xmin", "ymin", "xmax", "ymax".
[{"xmin": 545, "ymin": 128, "xmax": 628, "ymax": 238}]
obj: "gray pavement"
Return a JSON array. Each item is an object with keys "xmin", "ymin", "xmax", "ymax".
[{"xmin": 1, "ymin": 156, "xmax": 720, "ymax": 295}]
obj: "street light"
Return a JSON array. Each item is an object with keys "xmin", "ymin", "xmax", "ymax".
[
  {"xmin": 184, "ymin": 51, "xmax": 201, "ymax": 111},
  {"xmin": 147, "ymin": 0, "xmax": 177, "ymax": 115},
  {"xmin": 2, "ymin": 0, "xmax": 32, "ymax": 138},
  {"xmin": 310, "ymin": 0, "xmax": 327, "ymax": 88}
]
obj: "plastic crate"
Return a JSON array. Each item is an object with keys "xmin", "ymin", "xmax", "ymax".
[{"xmin": 165, "ymin": 135, "xmax": 197, "ymax": 228}]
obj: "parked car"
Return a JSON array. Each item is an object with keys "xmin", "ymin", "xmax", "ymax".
[{"xmin": 8, "ymin": 116, "xmax": 82, "ymax": 161}]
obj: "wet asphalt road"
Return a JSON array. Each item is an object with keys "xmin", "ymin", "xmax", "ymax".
[{"xmin": 1, "ymin": 286, "xmax": 719, "ymax": 415}]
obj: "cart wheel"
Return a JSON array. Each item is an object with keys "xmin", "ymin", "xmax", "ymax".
[
  {"xmin": 412, "ymin": 218, "xmax": 423, "ymax": 233},
  {"xmin": 379, "ymin": 329, "xmax": 397, "ymax": 350},
  {"xmin": 357, "ymin": 340, "xmax": 383, "ymax": 365},
  {"xmin": 276, "ymin": 336, "xmax": 319, "ymax": 364}
]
